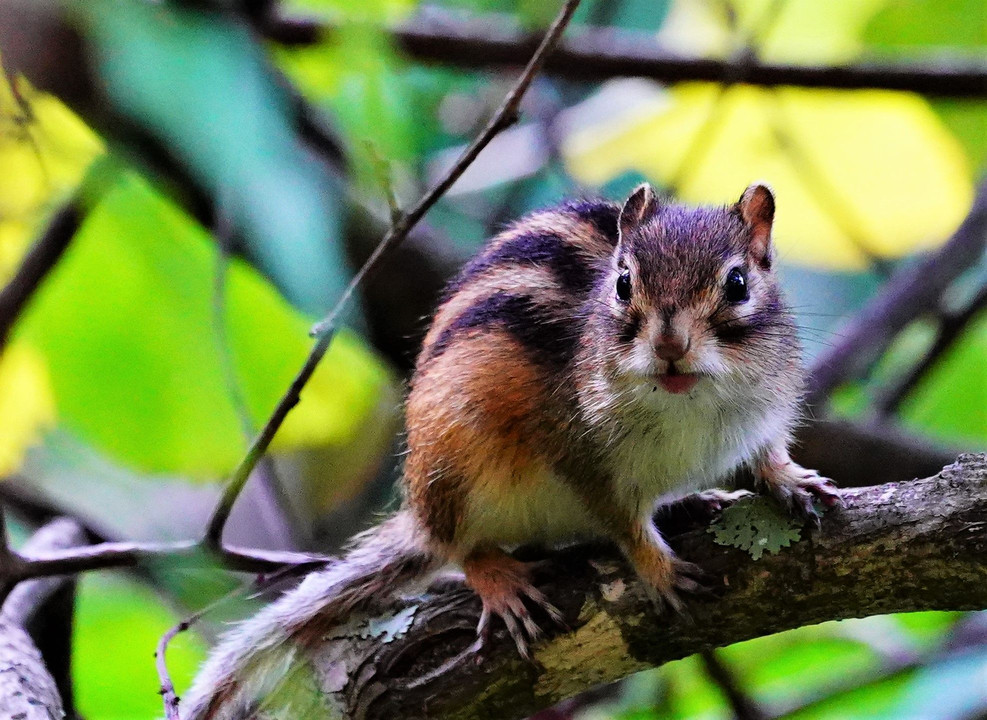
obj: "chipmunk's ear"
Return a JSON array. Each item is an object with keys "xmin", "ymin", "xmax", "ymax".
[
  {"xmin": 618, "ymin": 183, "xmax": 660, "ymax": 244},
  {"xmin": 735, "ymin": 182, "xmax": 775, "ymax": 269}
]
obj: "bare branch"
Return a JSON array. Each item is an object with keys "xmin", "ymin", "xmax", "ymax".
[
  {"xmin": 0, "ymin": 503, "xmax": 10, "ymax": 572},
  {"xmin": 700, "ymin": 649, "xmax": 768, "ymax": 720},
  {"xmin": 0, "ymin": 415, "xmax": 955, "ymax": 585},
  {"xmin": 0, "ymin": 199, "xmax": 80, "ymax": 349},
  {"xmin": 157, "ymin": 618, "xmax": 185, "ymax": 720},
  {"xmin": 10, "ymin": 540, "xmax": 327, "ymax": 580},
  {"xmin": 0, "ymin": 518, "xmax": 91, "ymax": 719},
  {"xmin": 289, "ymin": 454, "xmax": 985, "ymax": 720},
  {"xmin": 261, "ymin": 9, "xmax": 987, "ymax": 98},
  {"xmin": 2, "ymin": 518, "xmax": 86, "ymax": 717},
  {"xmin": 202, "ymin": 0, "xmax": 584, "ymax": 547},
  {"xmin": 793, "ymin": 419, "xmax": 958, "ymax": 490},
  {"xmin": 0, "ymin": 618, "xmax": 64, "ymax": 718},
  {"xmin": 2, "ymin": 518, "xmax": 85, "ymax": 627},
  {"xmin": 807, "ymin": 179, "xmax": 987, "ymax": 407},
  {"xmin": 873, "ymin": 284, "xmax": 987, "ymax": 418}
]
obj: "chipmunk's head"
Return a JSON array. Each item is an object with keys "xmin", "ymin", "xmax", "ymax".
[{"xmin": 594, "ymin": 182, "xmax": 797, "ymax": 397}]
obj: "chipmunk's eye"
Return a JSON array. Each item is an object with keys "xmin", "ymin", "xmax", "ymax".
[
  {"xmin": 724, "ymin": 267, "xmax": 749, "ymax": 303},
  {"xmin": 616, "ymin": 271, "xmax": 632, "ymax": 303}
]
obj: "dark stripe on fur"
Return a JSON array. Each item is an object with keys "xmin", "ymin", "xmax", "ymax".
[
  {"xmin": 441, "ymin": 200, "xmax": 617, "ymax": 302},
  {"xmin": 445, "ymin": 232, "xmax": 597, "ymax": 299},
  {"xmin": 714, "ymin": 294, "xmax": 785, "ymax": 345},
  {"xmin": 619, "ymin": 309, "xmax": 642, "ymax": 344},
  {"xmin": 426, "ymin": 292, "xmax": 578, "ymax": 369},
  {"xmin": 560, "ymin": 199, "xmax": 620, "ymax": 244}
]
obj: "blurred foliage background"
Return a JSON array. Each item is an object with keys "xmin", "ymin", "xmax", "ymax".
[{"xmin": 0, "ymin": 0, "xmax": 984, "ymax": 717}]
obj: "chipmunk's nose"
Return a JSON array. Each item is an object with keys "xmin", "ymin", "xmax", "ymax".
[{"xmin": 654, "ymin": 333, "xmax": 691, "ymax": 362}]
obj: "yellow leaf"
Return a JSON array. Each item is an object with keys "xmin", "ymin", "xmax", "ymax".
[
  {"xmin": 0, "ymin": 79, "xmax": 103, "ymax": 279},
  {"xmin": 0, "ymin": 342, "xmax": 55, "ymax": 476},
  {"xmin": 563, "ymin": 84, "xmax": 973, "ymax": 270}
]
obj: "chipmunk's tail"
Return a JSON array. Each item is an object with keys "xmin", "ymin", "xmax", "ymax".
[{"xmin": 181, "ymin": 510, "xmax": 439, "ymax": 720}]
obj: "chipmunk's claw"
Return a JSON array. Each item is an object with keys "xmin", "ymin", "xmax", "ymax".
[
  {"xmin": 643, "ymin": 557, "xmax": 713, "ymax": 617},
  {"xmin": 464, "ymin": 550, "xmax": 565, "ymax": 663},
  {"xmin": 762, "ymin": 463, "xmax": 842, "ymax": 526},
  {"xmin": 694, "ymin": 488, "xmax": 755, "ymax": 517}
]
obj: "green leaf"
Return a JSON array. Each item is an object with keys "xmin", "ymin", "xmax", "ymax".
[
  {"xmin": 278, "ymin": 21, "xmax": 418, "ymax": 193},
  {"xmin": 722, "ymin": 624, "xmax": 883, "ymax": 707},
  {"xmin": 863, "ymin": 0, "xmax": 987, "ymax": 174},
  {"xmin": 17, "ymin": 173, "xmax": 392, "ymax": 477},
  {"xmin": 708, "ymin": 496, "xmax": 802, "ymax": 560},
  {"xmin": 74, "ymin": 573, "xmax": 207, "ymax": 720},
  {"xmin": 863, "ymin": 0, "xmax": 986, "ymax": 52},
  {"xmin": 899, "ymin": 315, "xmax": 987, "ymax": 445},
  {"xmin": 74, "ymin": 0, "xmax": 347, "ymax": 313},
  {"xmin": 284, "ymin": 0, "xmax": 416, "ymax": 23}
]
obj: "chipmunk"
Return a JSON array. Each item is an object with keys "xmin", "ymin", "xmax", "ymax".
[{"xmin": 182, "ymin": 182, "xmax": 840, "ymax": 719}]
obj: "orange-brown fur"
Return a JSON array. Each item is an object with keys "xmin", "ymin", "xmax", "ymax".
[{"xmin": 182, "ymin": 185, "xmax": 840, "ymax": 718}]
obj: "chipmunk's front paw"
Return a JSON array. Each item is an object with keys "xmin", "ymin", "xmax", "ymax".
[
  {"xmin": 693, "ymin": 488, "xmax": 754, "ymax": 516},
  {"xmin": 761, "ymin": 462, "xmax": 841, "ymax": 526}
]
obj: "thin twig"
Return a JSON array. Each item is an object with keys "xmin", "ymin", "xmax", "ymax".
[
  {"xmin": 0, "ymin": 503, "xmax": 10, "ymax": 566},
  {"xmin": 155, "ymin": 563, "xmax": 310, "ymax": 718},
  {"xmin": 156, "ymin": 618, "xmax": 184, "ymax": 720},
  {"xmin": 0, "ymin": 200, "xmax": 81, "ymax": 349},
  {"xmin": 700, "ymin": 649, "xmax": 768, "ymax": 720},
  {"xmin": 873, "ymin": 284, "xmax": 987, "ymax": 418},
  {"xmin": 10, "ymin": 540, "xmax": 327, "ymax": 580},
  {"xmin": 201, "ymin": 0, "xmax": 584, "ymax": 548},
  {"xmin": 211, "ymin": 200, "xmax": 303, "ymax": 548},
  {"xmin": 0, "ymin": 503, "xmax": 13, "ymax": 603},
  {"xmin": 260, "ymin": 9, "xmax": 987, "ymax": 98}
]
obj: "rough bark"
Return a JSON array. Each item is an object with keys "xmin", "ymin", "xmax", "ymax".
[
  {"xmin": 0, "ymin": 619, "xmax": 64, "ymax": 719},
  {"xmin": 0, "ymin": 519, "xmax": 86, "ymax": 719},
  {"xmin": 3, "ymin": 518, "xmax": 86, "ymax": 718},
  {"xmin": 280, "ymin": 453, "xmax": 986, "ymax": 720}
]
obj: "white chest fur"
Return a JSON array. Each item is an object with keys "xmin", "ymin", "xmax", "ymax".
[{"xmin": 604, "ymin": 375, "xmax": 791, "ymax": 507}]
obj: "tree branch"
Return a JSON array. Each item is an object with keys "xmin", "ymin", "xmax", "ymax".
[
  {"xmin": 792, "ymin": 418, "xmax": 958, "ymax": 490},
  {"xmin": 700, "ymin": 649, "xmax": 767, "ymax": 720},
  {"xmin": 283, "ymin": 453, "xmax": 985, "ymax": 720},
  {"xmin": 8, "ymin": 539, "xmax": 327, "ymax": 580},
  {"xmin": 2, "ymin": 518, "xmax": 86, "ymax": 718},
  {"xmin": 0, "ymin": 618, "xmax": 64, "ymax": 718},
  {"xmin": 873, "ymin": 283, "xmax": 987, "ymax": 418},
  {"xmin": 0, "ymin": 198, "xmax": 81, "ymax": 349},
  {"xmin": 0, "ymin": 519, "xmax": 92, "ymax": 719},
  {"xmin": 262, "ymin": 9, "xmax": 987, "ymax": 98},
  {"xmin": 807, "ymin": 179, "xmax": 987, "ymax": 407},
  {"xmin": 0, "ymin": 415, "xmax": 956, "ymax": 584}
]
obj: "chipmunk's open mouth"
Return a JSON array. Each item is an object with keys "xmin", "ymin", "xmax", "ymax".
[{"xmin": 656, "ymin": 366, "xmax": 699, "ymax": 394}]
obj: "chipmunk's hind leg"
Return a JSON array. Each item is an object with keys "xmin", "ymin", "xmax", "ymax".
[{"xmin": 463, "ymin": 548, "xmax": 565, "ymax": 660}]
